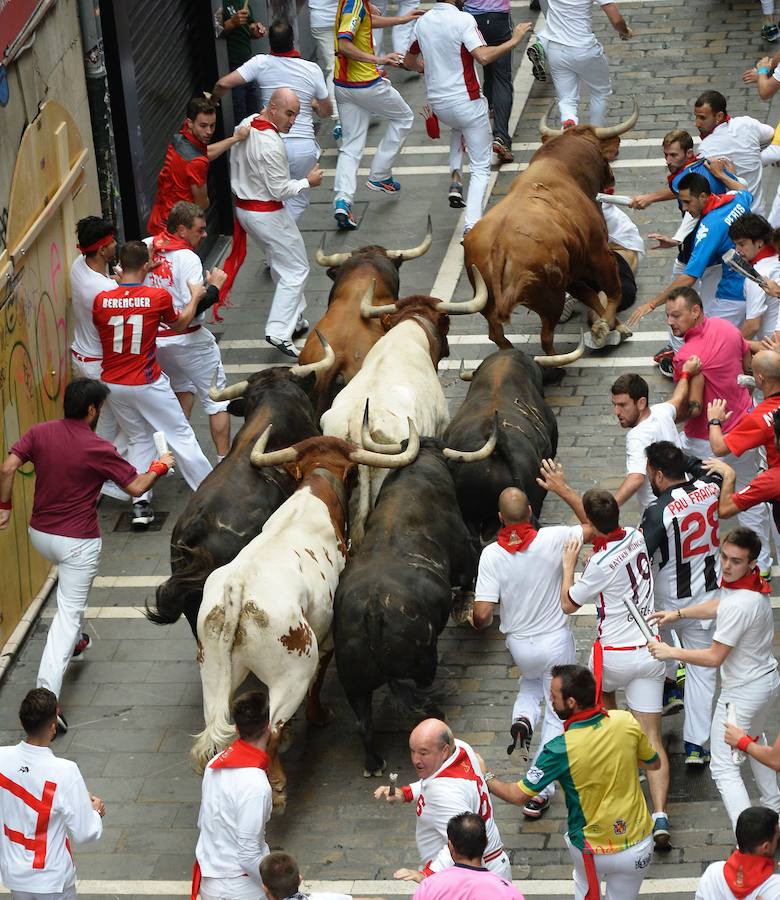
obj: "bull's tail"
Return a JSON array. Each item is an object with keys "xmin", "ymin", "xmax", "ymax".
[
  {"xmin": 145, "ymin": 542, "xmax": 214, "ymax": 627},
  {"xmin": 191, "ymin": 578, "xmax": 243, "ymax": 773},
  {"xmin": 387, "ymin": 678, "xmax": 445, "ymax": 720},
  {"xmin": 490, "ymin": 240, "xmax": 538, "ymax": 324},
  {"xmin": 350, "ymin": 464, "xmax": 371, "ymax": 548}
]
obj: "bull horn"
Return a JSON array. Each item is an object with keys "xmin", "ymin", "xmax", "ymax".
[
  {"xmin": 209, "ymin": 371, "xmax": 249, "ymax": 402},
  {"xmin": 249, "ymin": 425, "xmax": 299, "ymax": 467},
  {"xmin": 533, "ymin": 333, "xmax": 586, "ymax": 368},
  {"xmin": 359, "ymin": 279, "xmax": 397, "ymax": 318},
  {"xmin": 443, "ymin": 412, "xmax": 498, "ymax": 463},
  {"xmin": 539, "ymin": 99, "xmax": 562, "ymax": 138},
  {"xmin": 592, "ymin": 96, "xmax": 639, "ymax": 140},
  {"xmin": 459, "ymin": 359, "xmax": 474, "ymax": 382},
  {"xmin": 315, "ymin": 233, "xmax": 351, "ymax": 268},
  {"xmin": 289, "ymin": 330, "xmax": 336, "ymax": 378},
  {"xmin": 386, "ymin": 215, "xmax": 433, "ymax": 261},
  {"xmin": 360, "ymin": 398, "xmax": 404, "ymax": 453},
  {"xmin": 437, "ymin": 266, "xmax": 488, "ymax": 315},
  {"xmin": 350, "ymin": 419, "xmax": 420, "ymax": 468}
]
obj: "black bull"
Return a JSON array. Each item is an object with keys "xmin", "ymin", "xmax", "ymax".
[
  {"xmin": 333, "ymin": 439, "xmax": 476, "ymax": 776},
  {"xmin": 444, "ymin": 349, "xmax": 558, "ymax": 546},
  {"xmin": 146, "ymin": 368, "xmax": 320, "ymax": 636}
]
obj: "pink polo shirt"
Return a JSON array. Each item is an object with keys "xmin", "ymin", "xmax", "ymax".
[
  {"xmin": 673, "ymin": 316, "xmax": 751, "ymax": 441},
  {"xmin": 414, "ymin": 864, "xmax": 524, "ymax": 900}
]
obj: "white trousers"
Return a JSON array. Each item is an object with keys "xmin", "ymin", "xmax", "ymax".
[
  {"xmin": 156, "ymin": 327, "xmax": 229, "ymax": 417},
  {"xmin": 505, "ymin": 624, "xmax": 576, "ymax": 800},
  {"xmin": 334, "ymin": 80, "xmax": 414, "ymax": 204},
  {"xmin": 283, "ymin": 137, "xmax": 321, "ymax": 221},
  {"xmin": 434, "ymin": 98, "xmax": 493, "ymax": 232},
  {"xmin": 199, "ymin": 875, "xmax": 261, "ymax": 900},
  {"xmin": 310, "ymin": 26, "xmax": 338, "ymax": 120},
  {"xmin": 539, "ymin": 38, "xmax": 612, "ymax": 126},
  {"xmin": 663, "ymin": 613, "xmax": 717, "ymax": 746},
  {"xmin": 29, "ymin": 528, "xmax": 101, "ymax": 700},
  {"xmin": 372, "ymin": 0, "xmax": 421, "ymax": 54},
  {"xmin": 12, "ymin": 882, "xmax": 77, "ymax": 900},
  {"xmin": 235, "ymin": 206, "xmax": 308, "ymax": 341},
  {"xmin": 762, "ymin": 143, "xmax": 780, "ymax": 226},
  {"xmin": 566, "ymin": 832, "xmax": 653, "ymax": 900},
  {"xmin": 680, "ymin": 434, "xmax": 772, "ymax": 572},
  {"xmin": 710, "ymin": 674, "xmax": 780, "ymax": 831},
  {"xmin": 107, "ymin": 374, "xmax": 212, "ymax": 491}
]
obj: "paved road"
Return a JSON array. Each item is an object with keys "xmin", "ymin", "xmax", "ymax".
[{"xmin": 5, "ymin": 0, "xmax": 780, "ymax": 896}]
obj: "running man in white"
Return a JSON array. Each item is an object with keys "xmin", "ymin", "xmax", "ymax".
[
  {"xmin": 728, "ymin": 213, "xmax": 780, "ymax": 350},
  {"xmin": 374, "ymin": 719, "xmax": 511, "ymax": 882},
  {"xmin": 547, "ymin": 478, "xmax": 671, "ymax": 850},
  {"xmin": 471, "ymin": 486, "xmax": 580, "ymax": 820},
  {"xmin": 403, "ymin": 5, "xmax": 531, "ymax": 235},
  {"xmin": 650, "ymin": 528, "xmax": 780, "ymax": 832},
  {"xmin": 212, "ymin": 19, "xmax": 332, "ymax": 222}
]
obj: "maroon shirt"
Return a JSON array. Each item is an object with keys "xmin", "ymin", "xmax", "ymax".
[{"xmin": 10, "ymin": 419, "xmax": 137, "ymax": 539}]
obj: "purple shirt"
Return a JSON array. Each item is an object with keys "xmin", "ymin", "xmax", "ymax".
[
  {"xmin": 11, "ymin": 418, "xmax": 137, "ymax": 539},
  {"xmin": 414, "ymin": 864, "xmax": 525, "ymax": 900}
]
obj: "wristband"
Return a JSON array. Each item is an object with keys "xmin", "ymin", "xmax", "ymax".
[
  {"xmin": 736, "ymin": 735, "xmax": 758, "ymax": 752},
  {"xmin": 680, "ymin": 370, "xmax": 691, "ymax": 381},
  {"xmin": 0, "ymin": 499, "xmax": 11, "ymax": 511},
  {"xmin": 708, "ymin": 418, "xmax": 723, "ymax": 427},
  {"xmin": 758, "ymin": 67, "xmax": 772, "ymax": 75},
  {"xmin": 148, "ymin": 459, "xmax": 169, "ymax": 477},
  {"xmin": 677, "ymin": 608, "xmax": 683, "ymax": 619}
]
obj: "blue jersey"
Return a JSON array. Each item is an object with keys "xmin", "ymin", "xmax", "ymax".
[
  {"xmin": 684, "ymin": 190, "xmax": 752, "ymax": 302},
  {"xmin": 669, "ymin": 156, "xmax": 736, "ymax": 200}
]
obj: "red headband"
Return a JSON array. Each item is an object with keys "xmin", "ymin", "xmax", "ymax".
[{"xmin": 77, "ymin": 233, "xmax": 115, "ymax": 254}]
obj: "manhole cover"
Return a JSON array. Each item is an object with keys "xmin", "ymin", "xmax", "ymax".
[
  {"xmin": 113, "ymin": 511, "xmax": 169, "ymax": 533},
  {"xmin": 667, "ymin": 753, "xmax": 721, "ymax": 802}
]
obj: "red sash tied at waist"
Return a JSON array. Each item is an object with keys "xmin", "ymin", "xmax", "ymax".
[{"xmin": 235, "ymin": 197, "xmax": 284, "ymax": 213}]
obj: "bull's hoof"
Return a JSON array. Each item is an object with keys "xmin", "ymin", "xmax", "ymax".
[
  {"xmin": 363, "ymin": 759, "xmax": 387, "ymax": 778},
  {"xmin": 271, "ymin": 791, "xmax": 287, "ymax": 814},
  {"xmin": 450, "ymin": 591, "xmax": 475, "ymax": 625},
  {"xmin": 614, "ymin": 321, "xmax": 633, "ymax": 342},
  {"xmin": 584, "ymin": 319, "xmax": 610, "ymax": 350},
  {"xmin": 305, "ymin": 704, "xmax": 335, "ymax": 727},
  {"xmin": 278, "ymin": 726, "xmax": 293, "ymax": 754}
]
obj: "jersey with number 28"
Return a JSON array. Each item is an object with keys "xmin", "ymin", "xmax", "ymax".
[{"xmin": 93, "ymin": 285, "xmax": 178, "ymax": 385}]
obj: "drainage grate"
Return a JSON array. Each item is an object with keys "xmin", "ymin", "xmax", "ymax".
[
  {"xmin": 666, "ymin": 753, "xmax": 721, "ymax": 802},
  {"xmin": 113, "ymin": 511, "xmax": 169, "ymax": 533}
]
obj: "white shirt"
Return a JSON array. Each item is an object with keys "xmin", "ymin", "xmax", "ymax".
[
  {"xmin": 403, "ymin": 739, "xmax": 503, "ymax": 874},
  {"xmin": 237, "ymin": 55, "xmax": 328, "ymax": 141},
  {"xmin": 699, "ymin": 117, "xmax": 775, "ymax": 215},
  {"xmin": 0, "ymin": 742, "xmax": 102, "ymax": 892},
  {"xmin": 230, "ymin": 115, "xmax": 310, "ymax": 202},
  {"xmin": 308, "ymin": 0, "xmax": 340, "ymax": 30},
  {"xmin": 602, "ymin": 203, "xmax": 645, "ymax": 256},
  {"xmin": 538, "ymin": 0, "xmax": 611, "ymax": 48},
  {"xmin": 745, "ymin": 255, "xmax": 780, "ymax": 338},
  {"xmin": 410, "ymin": 5, "xmax": 486, "ymax": 108},
  {"xmin": 624, "ymin": 403, "xmax": 680, "ymax": 512},
  {"xmin": 568, "ymin": 527, "xmax": 658, "ymax": 646},
  {"xmin": 713, "ymin": 586, "xmax": 778, "ymax": 690},
  {"xmin": 70, "ymin": 255, "xmax": 116, "ymax": 358},
  {"xmin": 475, "ymin": 525, "xmax": 583, "ymax": 638},
  {"xmin": 142, "ymin": 238, "xmax": 204, "ymax": 327},
  {"xmin": 195, "ymin": 760, "xmax": 273, "ymax": 887},
  {"xmin": 696, "ymin": 860, "xmax": 780, "ymax": 899}
]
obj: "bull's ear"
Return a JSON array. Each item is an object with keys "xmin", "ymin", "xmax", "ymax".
[
  {"xmin": 327, "ymin": 267, "xmax": 337, "ymax": 281},
  {"xmin": 227, "ymin": 399, "xmax": 246, "ymax": 417},
  {"xmin": 292, "ymin": 371, "xmax": 317, "ymax": 393}
]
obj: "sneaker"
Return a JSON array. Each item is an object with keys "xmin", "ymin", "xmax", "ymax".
[
  {"xmin": 54, "ymin": 712, "xmax": 68, "ymax": 739},
  {"xmin": 333, "ymin": 121, "xmax": 342, "ymax": 141},
  {"xmin": 559, "ymin": 294, "xmax": 577, "ymax": 323},
  {"xmin": 662, "ymin": 682, "xmax": 684, "ymax": 717},
  {"xmin": 676, "ymin": 663, "xmax": 686, "ymax": 687},
  {"xmin": 761, "ymin": 569, "xmax": 773, "ymax": 582},
  {"xmin": 293, "ymin": 316, "xmax": 310, "ymax": 338},
  {"xmin": 265, "ymin": 336, "xmax": 301, "ymax": 359},
  {"xmin": 334, "ymin": 199, "xmax": 358, "ymax": 231},
  {"xmin": 507, "ymin": 716, "xmax": 533, "ymax": 757},
  {"xmin": 366, "ymin": 176, "xmax": 401, "ymax": 194},
  {"xmin": 653, "ymin": 815, "xmax": 671, "ymax": 850},
  {"xmin": 131, "ymin": 500, "xmax": 155, "ymax": 528},
  {"xmin": 72, "ymin": 633, "xmax": 91, "ymax": 658},
  {"xmin": 492, "ymin": 140, "xmax": 514, "ymax": 165},
  {"xmin": 684, "ymin": 742, "xmax": 710, "ymax": 766},
  {"xmin": 523, "ymin": 795, "xmax": 550, "ymax": 819},
  {"xmin": 658, "ymin": 355, "xmax": 674, "ymax": 379},
  {"xmin": 526, "ymin": 40, "xmax": 548, "ymax": 82},
  {"xmin": 653, "ymin": 345, "xmax": 674, "ymax": 364},
  {"xmin": 762, "ymin": 23, "xmax": 780, "ymax": 41},
  {"xmin": 448, "ymin": 181, "xmax": 465, "ymax": 209}
]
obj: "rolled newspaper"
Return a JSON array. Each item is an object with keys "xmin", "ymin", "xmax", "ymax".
[
  {"xmin": 722, "ymin": 248, "xmax": 770, "ymax": 289},
  {"xmin": 620, "ymin": 594, "xmax": 655, "ymax": 644},
  {"xmin": 726, "ymin": 702, "xmax": 746, "ymax": 765},
  {"xmin": 596, "ymin": 193, "xmax": 633, "ymax": 207},
  {"xmin": 388, "ymin": 772, "xmax": 398, "ymax": 797},
  {"xmin": 153, "ymin": 431, "xmax": 175, "ymax": 475}
]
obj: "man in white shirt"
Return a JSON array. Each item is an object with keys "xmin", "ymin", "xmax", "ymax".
[
  {"xmin": 531, "ymin": 0, "xmax": 632, "ymax": 126},
  {"xmin": 729, "ymin": 213, "xmax": 780, "ymax": 348},
  {"xmin": 470, "ymin": 486, "xmax": 581, "ymax": 820},
  {"xmin": 403, "ymin": 7, "xmax": 530, "ymax": 234},
  {"xmin": 194, "ymin": 690, "xmax": 273, "ymax": 900},
  {"xmin": 610, "ymin": 360, "xmax": 700, "ymax": 512},
  {"xmin": 649, "ymin": 528, "xmax": 780, "ymax": 831},
  {"xmin": 212, "ymin": 20, "xmax": 332, "ymax": 222},
  {"xmin": 260, "ymin": 850, "xmax": 382, "ymax": 900},
  {"xmin": 0, "ymin": 689, "xmax": 104, "ymax": 898},
  {"xmin": 697, "ymin": 806, "xmax": 780, "ymax": 900},
  {"xmin": 220, "ymin": 88, "xmax": 323, "ymax": 358},
  {"xmin": 695, "ymin": 90, "xmax": 775, "ymax": 216},
  {"xmin": 374, "ymin": 719, "xmax": 510, "ymax": 882}
]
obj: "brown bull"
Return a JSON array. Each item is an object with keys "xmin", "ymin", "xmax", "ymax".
[
  {"xmin": 299, "ymin": 217, "xmax": 432, "ymax": 416},
  {"xmin": 464, "ymin": 99, "xmax": 639, "ymax": 355}
]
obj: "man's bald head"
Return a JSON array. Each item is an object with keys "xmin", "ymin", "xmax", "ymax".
[
  {"xmin": 265, "ymin": 88, "xmax": 300, "ymax": 133},
  {"xmin": 498, "ymin": 487, "xmax": 531, "ymax": 525},
  {"xmin": 753, "ymin": 351, "xmax": 780, "ymax": 383},
  {"xmin": 409, "ymin": 718, "xmax": 454, "ymax": 778}
]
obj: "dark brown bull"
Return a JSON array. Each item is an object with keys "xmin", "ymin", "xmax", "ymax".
[
  {"xmin": 299, "ymin": 217, "xmax": 432, "ymax": 417},
  {"xmin": 464, "ymin": 99, "xmax": 639, "ymax": 355}
]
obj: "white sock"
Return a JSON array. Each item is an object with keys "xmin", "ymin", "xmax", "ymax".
[{"xmin": 652, "ymin": 811, "xmax": 668, "ymax": 821}]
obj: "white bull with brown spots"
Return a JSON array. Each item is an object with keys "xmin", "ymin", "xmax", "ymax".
[{"xmin": 191, "ymin": 427, "xmax": 419, "ymax": 809}]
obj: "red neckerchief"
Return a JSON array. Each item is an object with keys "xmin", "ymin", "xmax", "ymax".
[
  {"xmin": 722, "ymin": 567, "xmax": 772, "ymax": 595},
  {"xmin": 751, "ymin": 245, "xmax": 779, "ymax": 264},
  {"xmin": 496, "ymin": 522, "xmax": 538, "ymax": 553},
  {"xmin": 270, "ymin": 49, "xmax": 301, "ymax": 57},
  {"xmin": 179, "ymin": 121, "xmax": 207, "ymax": 154},
  {"xmin": 251, "ymin": 116, "xmax": 279, "ymax": 134},
  {"xmin": 666, "ymin": 154, "xmax": 700, "ymax": 189},
  {"xmin": 723, "ymin": 849, "xmax": 775, "ymax": 898},
  {"xmin": 592, "ymin": 528, "xmax": 626, "ymax": 553},
  {"xmin": 699, "ymin": 113, "xmax": 732, "ymax": 138},
  {"xmin": 562, "ymin": 706, "xmax": 609, "ymax": 732},
  {"xmin": 208, "ymin": 738, "xmax": 270, "ymax": 770},
  {"xmin": 151, "ymin": 230, "xmax": 192, "ymax": 254},
  {"xmin": 701, "ymin": 191, "xmax": 737, "ymax": 218}
]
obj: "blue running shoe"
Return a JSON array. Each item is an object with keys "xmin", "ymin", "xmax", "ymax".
[
  {"xmin": 334, "ymin": 199, "xmax": 358, "ymax": 230},
  {"xmin": 366, "ymin": 176, "xmax": 401, "ymax": 194},
  {"xmin": 662, "ymin": 681, "xmax": 684, "ymax": 717},
  {"xmin": 333, "ymin": 121, "xmax": 342, "ymax": 141},
  {"xmin": 653, "ymin": 815, "xmax": 671, "ymax": 850},
  {"xmin": 684, "ymin": 741, "xmax": 710, "ymax": 766}
]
